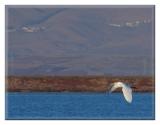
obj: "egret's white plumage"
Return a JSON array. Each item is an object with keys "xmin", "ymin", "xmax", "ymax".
[{"xmin": 109, "ymin": 82, "xmax": 132, "ymax": 103}]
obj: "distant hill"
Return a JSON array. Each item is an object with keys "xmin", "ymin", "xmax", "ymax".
[{"xmin": 6, "ymin": 6, "xmax": 155, "ymax": 76}]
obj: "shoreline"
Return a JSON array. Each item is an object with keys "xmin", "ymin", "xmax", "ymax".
[
  {"xmin": 6, "ymin": 76, "xmax": 154, "ymax": 92},
  {"xmin": 6, "ymin": 91, "xmax": 155, "ymax": 93}
]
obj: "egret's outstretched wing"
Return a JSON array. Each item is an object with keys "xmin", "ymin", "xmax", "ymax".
[
  {"xmin": 122, "ymin": 85, "xmax": 132, "ymax": 103},
  {"xmin": 109, "ymin": 83, "xmax": 121, "ymax": 92}
]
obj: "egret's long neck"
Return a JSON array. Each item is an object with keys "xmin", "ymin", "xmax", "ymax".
[{"xmin": 117, "ymin": 82, "xmax": 125, "ymax": 88}]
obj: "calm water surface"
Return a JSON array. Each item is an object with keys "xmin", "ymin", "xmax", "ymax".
[{"xmin": 6, "ymin": 92, "xmax": 155, "ymax": 119}]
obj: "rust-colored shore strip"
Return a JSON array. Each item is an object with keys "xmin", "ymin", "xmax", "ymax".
[{"xmin": 6, "ymin": 76, "xmax": 155, "ymax": 92}]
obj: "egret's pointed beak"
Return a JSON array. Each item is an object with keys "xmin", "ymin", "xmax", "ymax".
[{"xmin": 107, "ymin": 83, "xmax": 113, "ymax": 93}]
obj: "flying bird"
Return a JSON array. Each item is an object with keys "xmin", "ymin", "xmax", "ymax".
[{"xmin": 109, "ymin": 82, "xmax": 132, "ymax": 103}]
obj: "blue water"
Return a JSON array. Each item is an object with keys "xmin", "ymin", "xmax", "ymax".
[{"xmin": 6, "ymin": 92, "xmax": 155, "ymax": 120}]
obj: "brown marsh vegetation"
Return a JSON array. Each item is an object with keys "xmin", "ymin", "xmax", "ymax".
[{"xmin": 6, "ymin": 76, "xmax": 154, "ymax": 92}]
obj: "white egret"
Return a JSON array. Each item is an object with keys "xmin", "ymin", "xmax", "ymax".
[{"xmin": 109, "ymin": 82, "xmax": 132, "ymax": 103}]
